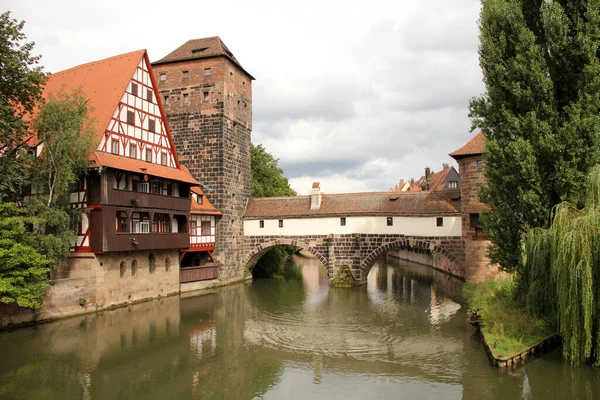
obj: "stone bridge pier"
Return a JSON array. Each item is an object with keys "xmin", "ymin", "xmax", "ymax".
[{"xmin": 243, "ymin": 234, "xmax": 466, "ymax": 285}]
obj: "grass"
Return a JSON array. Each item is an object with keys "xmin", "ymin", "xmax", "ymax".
[{"xmin": 463, "ymin": 277, "xmax": 555, "ymax": 359}]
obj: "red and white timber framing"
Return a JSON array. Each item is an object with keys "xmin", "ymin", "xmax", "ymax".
[
  {"xmin": 70, "ymin": 178, "xmax": 90, "ymax": 252},
  {"xmin": 97, "ymin": 57, "xmax": 176, "ymax": 167}
]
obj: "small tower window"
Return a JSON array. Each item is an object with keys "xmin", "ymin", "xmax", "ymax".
[
  {"xmin": 477, "ymin": 160, "xmax": 483, "ymax": 170},
  {"xmin": 183, "ymin": 70, "xmax": 189, "ymax": 79},
  {"xmin": 164, "ymin": 95, "xmax": 169, "ymax": 105},
  {"xmin": 131, "ymin": 83, "xmax": 138, "ymax": 96},
  {"xmin": 183, "ymin": 93, "xmax": 189, "ymax": 104},
  {"xmin": 160, "ymin": 73, "xmax": 166, "ymax": 81},
  {"xmin": 437, "ymin": 217, "xmax": 444, "ymax": 227},
  {"xmin": 204, "ymin": 68, "xmax": 211, "ymax": 76},
  {"xmin": 203, "ymin": 91, "xmax": 209, "ymax": 102}
]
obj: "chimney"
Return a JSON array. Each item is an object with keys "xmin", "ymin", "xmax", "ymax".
[
  {"xmin": 425, "ymin": 167, "xmax": 431, "ymax": 191},
  {"xmin": 442, "ymin": 163, "xmax": 449, "ymax": 170},
  {"xmin": 310, "ymin": 182, "xmax": 322, "ymax": 210}
]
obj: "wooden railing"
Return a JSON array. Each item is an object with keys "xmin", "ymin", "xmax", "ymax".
[{"xmin": 180, "ymin": 263, "xmax": 219, "ymax": 283}]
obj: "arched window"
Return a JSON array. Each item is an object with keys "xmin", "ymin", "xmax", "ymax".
[
  {"xmin": 119, "ymin": 261, "xmax": 126, "ymax": 278},
  {"xmin": 149, "ymin": 253, "xmax": 155, "ymax": 275},
  {"xmin": 165, "ymin": 257, "xmax": 171, "ymax": 272},
  {"xmin": 131, "ymin": 260, "xmax": 137, "ymax": 277}
]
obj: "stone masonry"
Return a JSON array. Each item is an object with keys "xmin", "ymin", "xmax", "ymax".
[
  {"xmin": 152, "ymin": 39, "xmax": 253, "ymax": 283},
  {"xmin": 244, "ymin": 234, "xmax": 465, "ymax": 285}
]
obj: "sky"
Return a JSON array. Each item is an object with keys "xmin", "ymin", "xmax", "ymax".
[{"xmin": 6, "ymin": 0, "xmax": 485, "ymax": 194}]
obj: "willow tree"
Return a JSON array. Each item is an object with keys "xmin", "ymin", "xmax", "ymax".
[
  {"xmin": 470, "ymin": 0, "xmax": 600, "ymax": 272},
  {"xmin": 524, "ymin": 166, "xmax": 600, "ymax": 366}
]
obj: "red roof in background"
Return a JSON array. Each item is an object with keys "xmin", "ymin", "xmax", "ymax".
[
  {"xmin": 91, "ymin": 152, "xmax": 199, "ymax": 185},
  {"xmin": 190, "ymin": 187, "xmax": 221, "ymax": 215},
  {"xmin": 245, "ymin": 191, "xmax": 460, "ymax": 219},
  {"xmin": 449, "ymin": 132, "xmax": 485, "ymax": 159}
]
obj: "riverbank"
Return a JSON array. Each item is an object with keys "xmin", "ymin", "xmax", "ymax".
[{"xmin": 463, "ymin": 278, "xmax": 556, "ymax": 367}]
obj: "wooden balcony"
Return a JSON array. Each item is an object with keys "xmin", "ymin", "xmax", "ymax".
[
  {"xmin": 106, "ymin": 188, "xmax": 190, "ymax": 212},
  {"xmin": 180, "ymin": 263, "xmax": 220, "ymax": 283}
]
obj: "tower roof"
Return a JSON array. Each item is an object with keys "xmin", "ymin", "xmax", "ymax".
[
  {"xmin": 152, "ymin": 36, "xmax": 255, "ymax": 80},
  {"xmin": 449, "ymin": 132, "xmax": 485, "ymax": 160}
]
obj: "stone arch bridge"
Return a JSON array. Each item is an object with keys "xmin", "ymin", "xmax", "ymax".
[{"xmin": 243, "ymin": 234, "xmax": 465, "ymax": 285}]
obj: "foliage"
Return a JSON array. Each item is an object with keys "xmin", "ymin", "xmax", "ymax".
[
  {"xmin": 463, "ymin": 278, "xmax": 553, "ymax": 359},
  {"xmin": 31, "ymin": 87, "xmax": 95, "ymax": 205},
  {"xmin": 252, "ymin": 246, "xmax": 297, "ymax": 279},
  {"xmin": 251, "ymin": 144, "xmax": 296, "ymax": 197},
  {"xmin": 0, "ymin": 202, "xmax": 52, "ymax": 308},
  {"xmin": 331, "ymin": 264, "xmax": 356, "ymax": 287},
  {"xmin": 0, "ymin": 12, "xmax": 47, "ymax": 201},
  {"xmin": 470, "ymin": 0, "xmax": 600, "ymax": 272},
  {"xmin": 523, "ymin": 165, "xmax": 600, "ymax": 366}
]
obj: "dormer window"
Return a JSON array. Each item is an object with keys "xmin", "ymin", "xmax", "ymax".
[
  {"xmin": 198, "ymin": 194, "xmax": 203, "ymax": 205},
  {"xmin": 192, "ymin": 47, "xmax": 208, "ymax": 54},
  {"xmin": 448, "ymin": 181, "xmax": 458, "ymax": 189}
]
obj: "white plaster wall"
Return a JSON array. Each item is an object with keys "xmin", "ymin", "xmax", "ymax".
[{"xmin": 244, "ymin": 215, "xmax": 461, "ymax": 237}]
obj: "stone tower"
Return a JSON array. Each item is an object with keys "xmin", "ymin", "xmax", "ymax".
[
  {"xmin": 449, "ymin": 132, "xmax": 500, "ymax": 281},
  {"xmin": 152, "ymin": 37, "xmax": 254, "ymax": 282}
]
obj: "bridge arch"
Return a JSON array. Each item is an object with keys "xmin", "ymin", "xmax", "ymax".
[
  {"xmin": 244, "ymin": 239, "xmax": 328, "ymax": 272},
  {"xmin": 359, "ymin": 238, "xmax": 463, "ymax": 280}
]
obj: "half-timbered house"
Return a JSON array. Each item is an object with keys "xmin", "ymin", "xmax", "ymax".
[{"xmin": 34, "ymin": 50, "xmax": 219, "ymax": 307}]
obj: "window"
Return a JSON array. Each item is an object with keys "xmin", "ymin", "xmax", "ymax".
[
  {"xmin": 242, "ymin": 81, "xmax": 246, "ymax": 89},
  {"xmin": 148, "ymin": 253, "xmax": 155, "ymax": 275},
  {"xmin": 119, "ymin": 261, "xmax": 126, "ymax": 278},
  {"xmin": 183, "ymin": 70, "xmax": 189, "ymax": 79},
  {"xmin": 161, "ymin": 152, "xmax": 167, "ymax": 166},
  {"xmin": 190, "ymin": 221, "xmax": 197, "ymax": 236},
  {"xmin": 165, "ymin": 257, "xmax": 170, "ymax": 272},
  {"xmin": 203, "ymin": 91, "xmax": 209, "ymax": 102},
  {"xmin": 160, "ymin": 73, "xmax": 166, "ymax": 81},
  {"xmin": 448, "ymin": 181, "xmax": 458, "ymax": 189},
  {"xmin": 183, "ymin": 93, "xmax": 189, "ymax": 104},
  {"xmin": 477, "ymin": 160, "xmax": 483, "ymax": 170},
  {"xmin": 152, "ymin": 179, "xmax": 162, "ymax": 195},
  {"xmin": 387, "ymin": 217, "xmax": 393, "ymax": 226},
  {"xmin": 146, "ymin": 89, "xmax": 153, "ymax": 102},
  {"xmin": 129, "ymin": 144, "xmax": 137, "ymax": 159},
  {"xmin": 259, "ymin": 220, "xmax": 264, "ymax": 228},
  {"xmin": 340, "ymin": 217, "xmax": 346, "ymax": 226},
  {"xmin": 437, "ymin": 217, "xmax": 444, "ymax": 227},
  {"xmin": 201, "ymin": 220, "xmax": 211, "ymax": 235},
  {"xmin": 230, "ymin": 71, "xmax": 233, "ymax": 78},
  {"xmin": 197, "ymin": 194, "xmax": 203, "ymax": 205},
  {"xmin": 132, "ymin": 212, "xmax": 150, "ymax": 233},
  {"xmin": 279, "ymin": 220, "xmax": 284, "ymax": 228},
  {"xmin": 204, "ymin": 68, "xmax": 211, "ymax": 76},
  {"xmin": 164, "ymin": 95, "xmax": 169, "ymax": 105},
  {"xmin": 470, "ymin": 213, "xmax": 482, "ymax": 229},
  {"xmin": 131, "ymin": 83, "xmax": 138, "ymax": 96},
  {"xmin": 146, "ymin": 149, "xmax": 152, "ymax": 162},
  {"xmin": 111, "ymin": 139, "xmax": 119, "ymax": 155},
  {"xmin": 153, "ymin": 213, "xmax": 170, "ymax": 233},
  {"xmin": 127, "ymin": 110, "xmax": 135, "ymax": 125},
  {"xmin": 131, "ymin": 260, "xmax": 137, "ymax": 277},
  {"xmin": 148, "ymin": 119, "xmax": 156, "ymax": 133},
  {"xmin": 117, "ymin": 211, "xmax": 128, "ymax": 233}
]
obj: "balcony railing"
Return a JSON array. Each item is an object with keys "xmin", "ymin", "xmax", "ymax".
[{"xmin": 180, "ymin": 263, "xmax": 220, "ymax": 283}]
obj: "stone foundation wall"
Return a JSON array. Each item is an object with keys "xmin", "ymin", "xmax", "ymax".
[{"xmin": 0, "ymin": 250, "xmax": 180, "ymax": 328}]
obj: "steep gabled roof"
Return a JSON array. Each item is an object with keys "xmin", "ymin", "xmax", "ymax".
[
  {"xmin": 41, "ymin": 50, "xmax": 146, "ymax": 145},
  {"xmin": 152, "ymin": 36, "xmax": 255, "ymax": 80},
  {"xmin": 244, "ymin": 191, "xmax": 460, "ymax": 219},
  {"xmin": 449, "ymin": 132, "xmax": 485, "ymax": 160}
]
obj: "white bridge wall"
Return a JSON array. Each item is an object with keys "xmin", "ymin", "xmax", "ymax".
[{"xmin": 244, "ymin": 216, "xmax": 461, "ymax": 237}]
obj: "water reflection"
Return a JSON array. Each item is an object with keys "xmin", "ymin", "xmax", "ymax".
[{"xmin": 0, "ymin": 255, "xmax": 598, "ymax": 400}]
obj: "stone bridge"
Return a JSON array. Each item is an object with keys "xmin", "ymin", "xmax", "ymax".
[{"xmin": 243, "ymin": 234, "xmax": 465, "ymax": 285}]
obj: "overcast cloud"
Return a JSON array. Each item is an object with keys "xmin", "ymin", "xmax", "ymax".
[{"xmin": 6, "ymin": 0, "xmax": 485, "ymax": 194}]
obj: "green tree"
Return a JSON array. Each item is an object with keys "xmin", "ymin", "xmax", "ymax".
[
  {"xmin": 0, "ymin": 11, "xmax": 47, "ymax": 201},
  {"xmin": 251, "ymin": 144, "xmax": 297, "ymax": 197},
  {"xmin": 469, "ymin": 0, "xmax": 600, "ymax": 272},
  {"xmin": 31, "ymin": 87, "xmax": 95, "ymax": 205}
]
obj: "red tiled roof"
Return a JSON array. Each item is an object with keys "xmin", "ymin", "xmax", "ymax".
[
  {"xmin": 91, "ymin": 152, "xmax": 199, "ymax": 185},
  {"xmin": 449, "ymin": 132, "xmax": 485, "ymax": 159},
  {"xmin": 244, "ymin": 191, "xmax": 460, "ymax": 219},
  {"xmin": 190, "ymin": 187, "xmax": 221, "ymax": 215},
  {"xmin": 152, "ymin": 36, "xmax": 254, "ymax": 79},
  {"xmin": 464, "ymin": 200, "xmax": 490, "ymax": 214},
  {"xmin": 396, "ymin": 166, "xmax": 456, "ymax": 192}
]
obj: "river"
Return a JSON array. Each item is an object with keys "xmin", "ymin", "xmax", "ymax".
[{"xmin": 0, "ymin": 254, "xmax": 598, "ymax": 399}]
